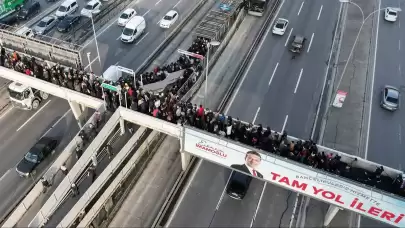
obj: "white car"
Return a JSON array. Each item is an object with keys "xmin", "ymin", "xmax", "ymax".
[
  {"xmin": 385, "ymin": 7, "xmax": 398, "ymax": 22},
  {"xmin": 15, "ymin": 26, "xmax": 35, "ymax": 38},
  {"xmin": 117, "ymin": 8, "xmax": 136, "ymax": 26},
  {"xmin": 159, "ymin": 10, "xmax": 178, "ymax": 29},
  {"xmin": 81, "ymin": 0, "xmax": 102, "ymax": 18},
  {"xmin": 272, "ymin": 18, "xmax": 289, "ymax": 35}
]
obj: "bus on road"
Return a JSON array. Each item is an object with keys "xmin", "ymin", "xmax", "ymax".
[
  {"xmin": 0, "ymin": 0, "xmax": 25, "ymax": 19},
  {"xmin": 247, "ymin": 0, "xmax": 268, "ymax": 17}
]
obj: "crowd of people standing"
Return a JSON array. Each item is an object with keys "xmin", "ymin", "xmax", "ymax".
[{"xmin": 2, "ymin": 35, "xmax": 405, "ymax": 197}]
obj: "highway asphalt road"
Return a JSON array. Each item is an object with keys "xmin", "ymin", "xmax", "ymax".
[
  {"xmin": 80, "ymin": 0, "xmax": 199, "ymax": 75},
  {"xmin": 362, "ymin": 0, "xmax": 404, "ymax": 227},
  {"xmin": 166, "ymin": 0, "xmax": 340, "ymax": 227},
  {"xmin": 0, "ymin": 98, "xmax": 78, "ymax": 219}
]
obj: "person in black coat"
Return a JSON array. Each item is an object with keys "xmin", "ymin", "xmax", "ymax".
[{"xmin": 231, "ymin": 150, "xmax": 263, "ymax": 178}]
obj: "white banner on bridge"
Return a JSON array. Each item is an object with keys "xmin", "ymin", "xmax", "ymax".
[{"xmin": 183, "ymin": 127, "xmax": 405, "ymax": 227}]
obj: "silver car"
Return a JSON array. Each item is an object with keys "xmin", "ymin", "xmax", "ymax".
[
  {"xmin": 381, "ymin": 85, "xmax": 400, "ymax": 111},
  {"xmin": 33, "ymin": 15, "xmax": 58, "ymax": 35}
]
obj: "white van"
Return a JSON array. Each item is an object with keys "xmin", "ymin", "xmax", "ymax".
[
  {"xmin": 121, "ymin": 16, "xmax": 146, "ymax": 43},
  {"xmin": 55, "ymin": 0, "xmax": 78, "ymax": 19}
]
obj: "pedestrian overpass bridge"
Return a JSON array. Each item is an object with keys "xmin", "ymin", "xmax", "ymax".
[{"xmin": 1, "ymin": 66, "xmax": 405, "ymax": 227}]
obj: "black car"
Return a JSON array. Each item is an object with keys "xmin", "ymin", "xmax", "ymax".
[
  {"xmin": 17, "ymin": 1, "xmax": 40, "ymax": 20},
  {"xmin": 226, "ymin": 171, "xmax": 252, "ymax": 200},
  {"xmin": 16, "ymin": 137, "xmax": 58, "ymax": 177},
  {"xmin": 0, "ymin": 15, "xmax": 18, "ymax": 29},
  {"xmin": 57, "ymin": 14, "xmax": 81, "ymax": 32}
]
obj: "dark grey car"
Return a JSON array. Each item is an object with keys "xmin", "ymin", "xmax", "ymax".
[
  {"xmin": 33, "ymin": 15, "xmax": 58, "ymax": 35},
  {"xmin": 381, "ymin": 85, "xmax": 400, "ymax": 111}
]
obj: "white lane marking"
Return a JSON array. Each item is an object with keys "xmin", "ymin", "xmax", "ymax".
[
  {"xmin": 0, "ymin": 106, "xmax": 13, "ymax": 120},
  {"xmin": 285, "ymin": 28, "xmax": 293, "ymax": 47},
  {"xmin": 0, "ymin": 169, "xmax": 11, "ymax": 183},
  {"xmin": 84, "ymin": 56, "xmax": 99, "ymax": 70},
  {"xmin": 307, "ymin": 33, "xmax": 314, "ymax": 53},
  {"xmin": 215, "ymin": 171, "xmax": 233, "ymax": 210},
  {"xmin": 136, "ymin": 32, "xmax": 149, "ymax": 45},
  {"xmin": 155, "ymin": 0, "xmax": 163, "ymax": 5},
  {"xmin": 41, "ymin": 109, "xmax": 72, "ymax": 138},
  {"xmin": 116, "ymin": 35, "xmax": 122, "ymax": 40},
  {"xmin": 294, "ymin": 68, "xmax": 303, "ymax": 94},
  {"xmin": 165, "ymin": 159, "xmax": 203, "ymax": 227},
  {"xmin": 252, "ymin": 107, "xmax": 260, "ymax": 124},
  {"xmin": 364, "ymin": 0, "xmax": 380, "ymax": 159},
  {"xmin": 282, "ymin": 115, "xmax": 288, "ymax": 133},
  {"xmin": 298, "ymin": 1, "xmax": 304, "ymax": 16},
  {"xmin": 17, "ymin": 100, "xmax": 52, "ymax": 132},
  {"xmin": 399, "ymin": 40, "xmax": 401, "ymax": 51},
  {"xmin": 224, "ymin": 0, "xmax": 285, "ymax": 114},
  {"xmin": 311, "ymin": 2, "xmax": 344, "ymax": 141},
  {"xmin": 143, "ymin": 9, "xmax": 151, "ymax": 17},
  {"xmin": 317, "ymin": 5, "xmax": 323, "ymax": 20},
  {"xmin": 399, "ymin": 64, "xmax": 401, "ymax": 75},
  {"xmin": 249, "ymin": 182, "xmax": 267, "ymax": 228},
  {"xmin": 289, "ymin": 194, "xmax": 301, "ymax": 228},
  {"xmin": 156, "ymin": 19, "xmax": 161, "ymax": 25},
  {"xmin": 174, "ymin": 0, "xmax": 182, "ymax": 8},
  {"xmin": 269, "ymin": 62, "xmax": 279, "ymax": 86}
]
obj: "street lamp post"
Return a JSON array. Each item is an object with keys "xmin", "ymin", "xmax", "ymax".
[
  {"xmin": 333, "ymin": 0, "xmax": 401, "ymax": 104},
  {"xmin": 205, "ymin": 40, "xmax": 220, "ymax": 107},
  {"xmin": 89, "ymin": 13, "xmax": 102, "ymax": 69}
]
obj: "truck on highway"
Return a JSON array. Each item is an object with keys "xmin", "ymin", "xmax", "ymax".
[
  {"xmin": 8, "ymin": 82, "xmax": 49, "ymax": 110},
  {"xmin": 0, "ymin": 0, "xmax": 26, "ymax": 19}
]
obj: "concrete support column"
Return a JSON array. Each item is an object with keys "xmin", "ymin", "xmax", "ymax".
[
  {"xmin": 69, "ymin": 101, "xmax": 83, "ymax": 128},
  {"xmin": 324, "ymin": 205, "xmax": 341, "ymax": 226},
  {"xmin": 80, "ymin": 104, "xmax": 86, "ymax": 112},
  {"xmin": 181, "ymin": 152, "xmax": 191, "ymax": 171},
  {"xmin": 119, "ymin": 117, "xmax": 125, "ymax": 135}
]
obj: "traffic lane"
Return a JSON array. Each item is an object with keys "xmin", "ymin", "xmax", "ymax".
[
  {"xmin": 252, "ymin": 187, "xmax": 297, "ymax": 227},
  {"xmin": 81, "ymin": 0, "xmax": 197, "ymax": 74},
  {"xmin": 285, "ymin": 5, "xmax": 339, "ymax": 139},
  {"xmin": 45, "ymin": 132, "xmax": 132, "ymax": 227},
  {"xmin": 209, "ymin": 179, "xmax": 264, "ymax": 227},
  {"xmin": 0, "ymin": 109, "xmax": 79, "ymax": 218},
  {"xmin": 367, "ymin": 0, "xmax": 403, "ymax": 169},
  {"xmin": 226, "ymin": 0, "xmax": 331, "ymax": 126},
  {"xmin": 14, "ymin": 0, "xmax": 61, "ymax": 30},
  {"xmin": 255, "ymin": 1, "xmax": 338, "ymax": 134},
  {"xmin": 0, "ymin": 98, "xmax": 70, "ymax": 177},
  {"xmin": 166, "ymin": 161, "xmax": 230, "ymax": 227}
]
